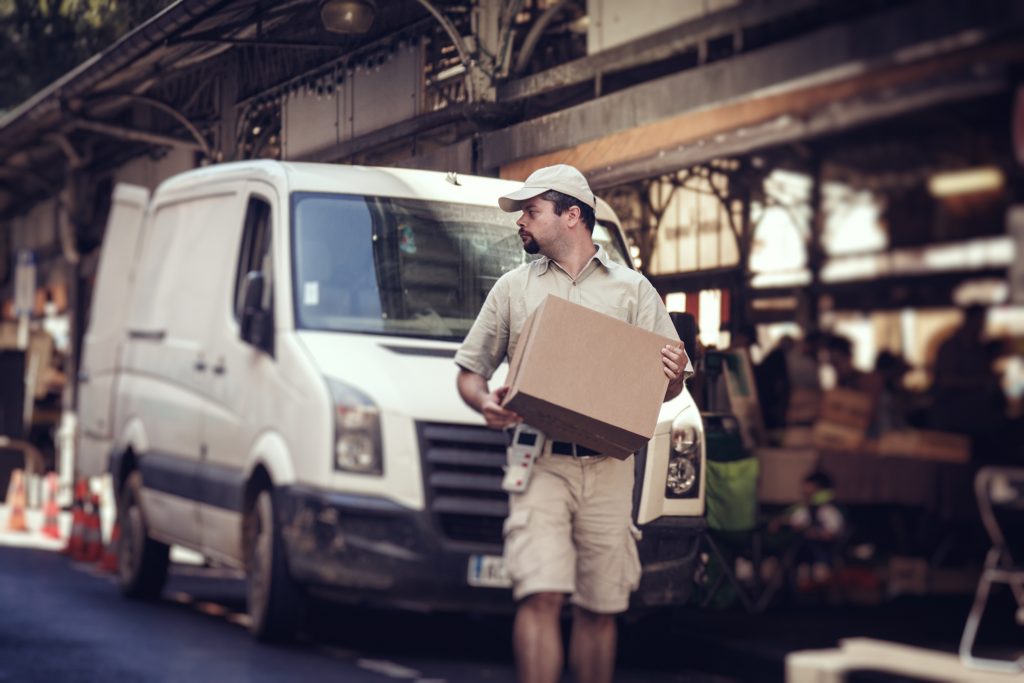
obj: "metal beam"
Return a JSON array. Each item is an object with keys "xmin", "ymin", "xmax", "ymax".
[
  {"xmin": 498, "ymin": 0, "xmax": 825, "ymax": 102},
  {"xmin": 582, "ymin": 72, "xmax": 1006, "ymax": 190},
  {"xmin": 69, "ymin": 118, "xmax": 203, "ymax": 151},
  {"xmin": 82, "ymin": 93, "xmax": 212, "ymax": 158},
  {"xmin": 169, "ymin": 35, "xmax": 352, "ymax": 51},
  {"xmin": 482, "ymin": 0, "xmax": 1024, "ymax": 175}
]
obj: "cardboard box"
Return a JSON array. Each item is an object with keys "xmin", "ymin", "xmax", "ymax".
[
  {"xmin": 877, "ymin": 429, "xmax": 970, "ymax": 464},
  {"xmin": 812, "ymin": 420, "xmax": 865, "ymax": 452},
  {"xmin": 502, "ymin": 295, "xmax": 676, "ymax": 459},
  {"xmin": 781, "ymin": 426, "xmax": 814, "ymax": 448},
  {"xmin": 819, "ymin": 388, "xmax": 875, "ymax": 431},
  {"xmin": 786, "ymin": 387, "xmax": 821, "ymax": 425},
  {"xmin": 755, "ymin": 447, "xmax": 818, "ymax": 504}
]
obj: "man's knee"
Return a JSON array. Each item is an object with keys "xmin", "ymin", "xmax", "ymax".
[
  {"xmin": 573, "ymin": 605, "xmax": 614, "ymax": 628},
  {"xmin": 520, "ymin": 592, "xmax": 565, "ymax": 617}
]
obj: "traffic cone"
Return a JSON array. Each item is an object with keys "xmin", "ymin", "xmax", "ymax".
[
  {"xmin": 97, "ymin": 519, "xmax": 120, "ymax": 573},
  {"xmin": 62, "ymin": 480, "xmax": 87, "ymax": 557},
  {"xmin": 5, "ymin": 469, "xmax": 28, "ymax": 533},
  {"xmin": 80, "ymin": 494, "xmax": 103, "ymax": 562},
  {"xmin": 41, "ymin": 472, "xmax": 61, "ymax": 539}
]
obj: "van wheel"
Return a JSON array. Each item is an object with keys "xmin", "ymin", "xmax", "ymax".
[
  {"xmin": 118, "ymin": 470, "xmax": 170, "ymax": 599},
  {"xmin": 246, "ymin": 488, "xmax": 305, "ymax": 641}
]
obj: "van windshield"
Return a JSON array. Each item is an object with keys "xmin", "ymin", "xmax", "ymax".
[{"xmin": 291, "ymin": 192, "xmax": 630, "ymax": 341}]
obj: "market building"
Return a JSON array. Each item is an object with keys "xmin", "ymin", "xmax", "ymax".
[{"xmin": 0, "ymin": 0, "xmax": 1021, "ymax": 583}]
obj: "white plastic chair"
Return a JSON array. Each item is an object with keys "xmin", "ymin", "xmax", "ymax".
[{"xmin": 959, "ymin": 466, "xmax": 1024, "ymax": 673}]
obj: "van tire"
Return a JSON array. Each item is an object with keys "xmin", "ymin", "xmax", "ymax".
[
  {"xmin": 246, "ymin": 488, "xmax": 305, "ymax": 642},
  {"xmin": 118, "ymin": 470, "xmax": 170, "ymax": 599}
]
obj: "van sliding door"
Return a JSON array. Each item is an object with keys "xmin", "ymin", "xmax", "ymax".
[{"xmin": 199, "ymin": 182, "xmax": 280, "ymax": 565}]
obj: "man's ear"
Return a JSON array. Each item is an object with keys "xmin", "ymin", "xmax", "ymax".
[{"xmin": 566, "ymin": 205, "xmax": 582, "ymax": 228}]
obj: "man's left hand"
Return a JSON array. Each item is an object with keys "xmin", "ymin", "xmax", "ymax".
[
  {"xmin": 661, "ymin": 343, "xmax": 687, "ymax": 384},
  {"xmin": 662, "ymin": 343, "xmax": 688, "ymax": 402}
]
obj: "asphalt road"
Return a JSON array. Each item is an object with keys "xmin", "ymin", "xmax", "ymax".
[{"xmin": 0, "ymin": 544, "xmax": 733, "ymax": 683}]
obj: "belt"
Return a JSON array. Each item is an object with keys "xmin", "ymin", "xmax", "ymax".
[{"xmin": 550, "ymin": 441, "xmax": 601, "ymax": 457}]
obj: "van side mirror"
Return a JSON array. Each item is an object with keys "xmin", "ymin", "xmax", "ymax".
[
  {"xmin": 670, "ymin": 312, "xmax": 698, "ymax": 365},
  {"xmin": 240, "ymin": 272, "xmax": 272, "ymax": 352}
]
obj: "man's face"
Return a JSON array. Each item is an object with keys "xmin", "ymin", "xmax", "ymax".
[{"xmin": 516, "ymin": 196, "xmax": 566, "ymax": 255}]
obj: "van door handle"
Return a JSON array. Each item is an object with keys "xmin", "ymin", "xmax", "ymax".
[
  {"xmin": 194, "ymin": 358, "xmax": 207, "ymax": 372},
  {"xmin": 128, "ymin": 329, "xmax": 166, "ymax": 341},
  {"xmin": 212, "ymin": 359, "xmax": 226, "ymax": 376}
]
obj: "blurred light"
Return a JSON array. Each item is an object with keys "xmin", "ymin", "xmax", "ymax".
[
  {"xmin": 927, "ymin": 166, "xmax": 1004, "ymax": 198},
  {"xmin": 665, "ymin": 292, "xmax": 686, "ymax": 313},
  {"xmin": 319, "ymin": 0, "xmax": 376, "ymax": 34},
  {"xmin": 952, "ymin": 278, "xmax": 1008, "ymax": 307}
]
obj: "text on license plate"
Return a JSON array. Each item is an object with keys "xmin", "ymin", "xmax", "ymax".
[{"xmin": 467, "ymin": 554, "xmax": 511, "ymax": 588}]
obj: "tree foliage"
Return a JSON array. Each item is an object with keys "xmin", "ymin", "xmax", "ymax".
[{"xmin": 0, "ymin": 0, "xmax": 175, "ymax": 113}]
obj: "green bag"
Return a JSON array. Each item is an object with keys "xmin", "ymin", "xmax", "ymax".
[{"xmin": 705, "ymin": 456, "xmax": 760, "ymax": 532}]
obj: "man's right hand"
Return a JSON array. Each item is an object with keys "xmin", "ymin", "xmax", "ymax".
[
  {"xmin": 481, "ymin": 385, "xmax": 523, "ymax": 430},
  {"xmin": 457, "ymin": 370, "xmax": 523, "ymax": 430}
]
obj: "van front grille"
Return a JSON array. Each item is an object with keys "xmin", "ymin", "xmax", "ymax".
[{"xmin": 418, "ymin": 422, "xmax": 508, "ymax": 547}]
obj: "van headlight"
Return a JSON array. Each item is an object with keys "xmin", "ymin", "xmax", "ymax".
[
  {"xmin": 667, "ymin": 409, "xmax": 701, "ymax": 497},
  {"xmin": 326, "ymin": 378, "xmax": 383, "ymax": 475}
]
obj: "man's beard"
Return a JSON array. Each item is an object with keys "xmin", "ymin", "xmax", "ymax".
[{"xmin": 520, "ymin": 232, "xmax": 539, "ymax": 254}]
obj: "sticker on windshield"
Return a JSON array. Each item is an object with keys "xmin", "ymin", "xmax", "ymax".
[
  {"xmin": 303, "ymin": 281, "xmax": 319, "ymax": 306},
  {"xmin": 398, "ymin": 224, "xmax": 417, "ymax": 255}
]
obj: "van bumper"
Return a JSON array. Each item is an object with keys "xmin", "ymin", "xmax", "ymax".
[
  {"xmin": 277, "ymin": 484, "xmax": 703, "ymax": 613},
  {"xmin": 277, "ymin": 484, "xmax": 514, "ymax": 612}
]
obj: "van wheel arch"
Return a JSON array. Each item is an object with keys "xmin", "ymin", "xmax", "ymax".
[
  {"xmin": 241, "ymin": 466, "xmax": 273, "ymax": 562},
  {"xmin": 113, "ymin": 449, "xmax": 137, "ymax": 507}
]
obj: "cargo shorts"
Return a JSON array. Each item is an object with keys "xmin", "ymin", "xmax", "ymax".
[{"xmin": 502, "ymin": 448, "xmax": 642, "ymax": 614}]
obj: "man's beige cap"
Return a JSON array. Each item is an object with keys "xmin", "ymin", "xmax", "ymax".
[{"xmin": 498, "ymin": 164, "xmax": 596, "ymax": 212}]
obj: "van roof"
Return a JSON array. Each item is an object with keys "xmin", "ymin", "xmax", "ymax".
[{"xmin": 153, "ymin": 160, "xmax": 619, "ymax": 224}]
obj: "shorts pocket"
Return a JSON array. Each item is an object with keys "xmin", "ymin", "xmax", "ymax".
[
  {"xmin": 622, "ymin": 525, "xmax": 642, "ymax": 591},
  {"xmin": 502, "ymin": 507, "xmax": 535, "ymax": 580}
]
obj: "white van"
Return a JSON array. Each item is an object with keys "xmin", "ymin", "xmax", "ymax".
[{"xmin": 77, "ymin": 160, "xmax": 706, "ymax": 641}]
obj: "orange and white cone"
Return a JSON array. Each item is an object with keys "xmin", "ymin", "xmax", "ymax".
[
  {"xmin": 97, "ymin": 519, "xmax": 120, "ymax": 573},
  {"xmin": 62, "ymin": 480, "xmax": 88, "ymax": 557},
  {"xmin": 5, "ymin": 469, "xmax": 28, "ymax": 533},
  {"xmin": 41, "ymin": 472, "xmax": 61, "ymax": 540},
  {"xmin": 80, "ymin": 494, "xmax": 103, "ymax": 562}
]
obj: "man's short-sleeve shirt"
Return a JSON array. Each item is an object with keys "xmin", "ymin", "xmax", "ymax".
[{"xmin": 455, "ymin": 244, "xmax": 685, "ymax": 380}]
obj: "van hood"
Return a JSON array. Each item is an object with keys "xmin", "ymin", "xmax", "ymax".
[{"xmin": 296, "ymin": 331, "xmax": 505, "ymax": 424}]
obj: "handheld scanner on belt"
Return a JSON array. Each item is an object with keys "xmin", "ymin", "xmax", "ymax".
[{"xmin": 502, "ymin": 423, "xmax": 546, "ymax": 493}]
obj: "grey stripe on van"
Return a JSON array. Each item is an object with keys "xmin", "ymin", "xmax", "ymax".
[
  {"xmin": 381, "ymin": 345, "xmax": 456, "ymax": 358},
  {"xmin": 139, "ymin": 453, "xmax": 245, "ymax": 513}
]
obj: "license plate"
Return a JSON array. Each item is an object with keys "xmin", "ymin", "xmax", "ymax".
[{"xmin": 467, "ymin": 554, "xmax": 511, "ymax": 588}]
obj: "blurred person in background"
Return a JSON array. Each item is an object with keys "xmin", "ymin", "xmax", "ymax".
[
  {"xmin": 768, "ymin": 470, "xmax": 846, "ymax": 589},
  {"xmin": 929, "ymin": 305, "xmax": 1006, "ymax": 462},
  {"xmin": 824, "ymin": 333, "xmax": 873, "ymax": 393},
  {"xmin": 755, "ymin": 334, "xmax": 795, "ymax": 431},
  {"xmin": 871, "ymin": 350, "xmax": 913, "ymax": 435}
]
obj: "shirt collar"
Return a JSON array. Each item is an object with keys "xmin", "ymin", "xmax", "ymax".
[{"xmin": 534, "ymin": 243, "xmax": 610, "ymax": 276}]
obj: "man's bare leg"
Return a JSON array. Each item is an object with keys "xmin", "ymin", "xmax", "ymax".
[
  {"xmin": 513, "ymin": 592, "xmax": 564, "ymax": 683},
  {"xmin": 568, "ymin": 605, "xmax": 616, "ymax": 683}
]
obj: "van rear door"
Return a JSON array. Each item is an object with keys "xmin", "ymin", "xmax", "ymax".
[{"xmin": 78, "ymin": 184, "xmax": 150, "ymax": 478}]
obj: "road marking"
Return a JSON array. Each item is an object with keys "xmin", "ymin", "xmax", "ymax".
[
  {"xmin": 319, "ymin": 645, "xmax": 358, "ymax": 660},
  {"xmin": 356, "ymin": 658, "xmax": 422, "ymax": 679},
  {"xmin": 226, "ymin": 612, "xmax": 251, "ymax": 628},
  {"xmin": 195, "ymin": 601, "xmax": 229, "ymax": 617}
]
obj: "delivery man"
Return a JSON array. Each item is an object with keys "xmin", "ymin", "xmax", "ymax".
[{"xmin": 455, "ymin": 164, "xmax": 689, "ymax": 683}]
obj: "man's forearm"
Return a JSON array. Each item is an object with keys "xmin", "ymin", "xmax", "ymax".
[
  {"xmin": 664, "ymin": 377, "xmax": 684, "ymax": 402},
  {"xmin": 457, "ymin": 369, "xmax": 490, "ymax": 414}
]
